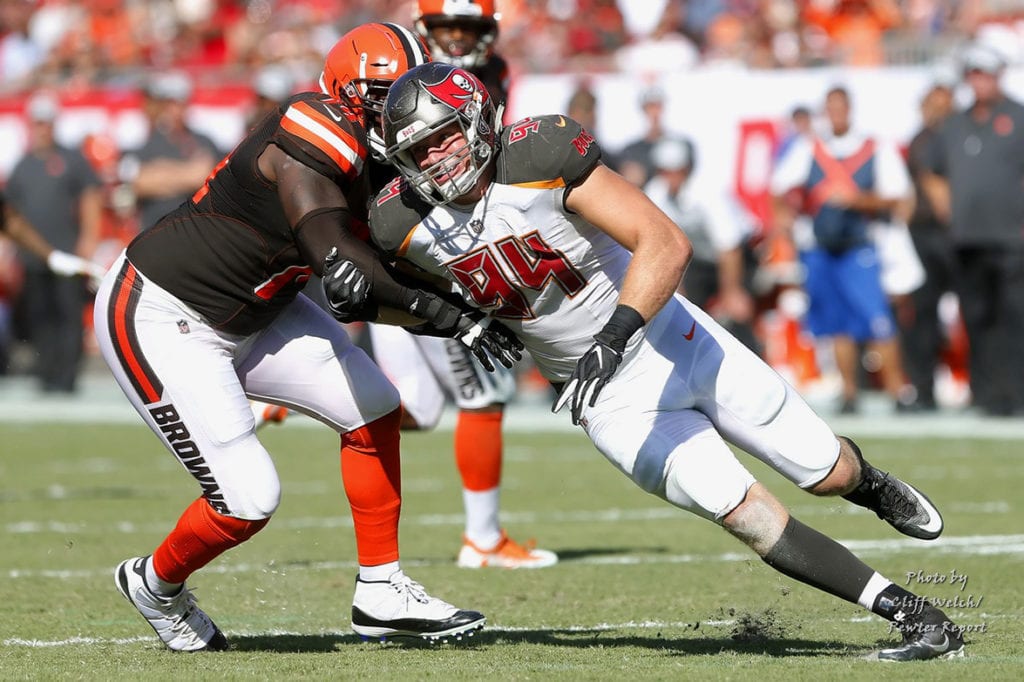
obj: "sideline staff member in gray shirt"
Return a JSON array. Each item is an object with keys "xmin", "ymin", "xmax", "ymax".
[
  {"xmin": 922, "ymin": 42, "xmax": 1024, "ymax": 416},
  {"xmin": 5, "ymin": 93, "xmax": 103, "ymax": 393},
  {"xmin": 120, "ymin": 72, "xmax": 220, "ymax": 232}
]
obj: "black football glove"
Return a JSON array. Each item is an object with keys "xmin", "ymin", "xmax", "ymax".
[
  {"xmin": 322, "ymin": 247, "xmax": 375, "ymax": 323},
  {"xmin": 552, "ymin": 336, "xmax": 623, "ymax": 425},
  {"xmin": 552, "ymin": 304, "xmax": 645, "ymax": 425},
  {"xmin": 406, "ymin": 310, "xmax": 524, "ymax": 372},
  {"xmin": 454, "ymin": 316, "xmax": 524, "ymax": 372}
]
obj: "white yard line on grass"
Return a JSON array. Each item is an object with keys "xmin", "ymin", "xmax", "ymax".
[
  {"xmin": 7, "ymin": 533, "xmax": 1024, "ymax": 580},
  {"xmin": 5, "ymin": 500, "xmax": 1012, "ymax": 535}
]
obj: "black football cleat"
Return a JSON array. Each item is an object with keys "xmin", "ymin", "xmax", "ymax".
[
  {"xmin": 839, "ymin": 439, "xmax": 943, "ymax": 540},
  {"xmin": 843, "ymin": 465, "xmax": 944, "ymax": 540},
  {"xmin": 877, "ymin": 605, "xmax": 965, "ymax": 661}
]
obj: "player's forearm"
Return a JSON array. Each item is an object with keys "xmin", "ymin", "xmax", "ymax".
[{"xmin": 617, "ymin": 236, "xmax": 690, "ymax": 322}]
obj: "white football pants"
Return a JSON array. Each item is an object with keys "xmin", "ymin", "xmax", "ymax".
[
  {"xmin": 367, "ymin": 323, "xmax": 516, "ymax": 428},
  {"xmin": 93, "ymin": 251, "xmax": 400, "ymax": 519},
  {"xmin": 579, "ymin": 294, "xmax": 840, "ymax": 522}
]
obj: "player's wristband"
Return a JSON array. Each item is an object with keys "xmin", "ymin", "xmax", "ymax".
[{"xmin": 594, "ymin": 304, "xmax": 645, "ymax": 353}]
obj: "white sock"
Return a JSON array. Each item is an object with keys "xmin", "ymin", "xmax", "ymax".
[
  {"xmin": 144, "ymin": 556, "xmax": 183, "ymax": 597},
  {"xmin": 359, "ymin": 561, "xmax": 400, "ymax": 582},
  {"xmin": 856, "ymin": 571, "xmax": 891, "ymax": 610},
  {"xmin": 463, "ymin": 487, "xmax": 501, "ymax": 550}
]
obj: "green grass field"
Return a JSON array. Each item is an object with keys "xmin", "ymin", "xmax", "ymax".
[{"xmin": 1, "ymin": 421, "xmax": 1022, "ymax": 679}]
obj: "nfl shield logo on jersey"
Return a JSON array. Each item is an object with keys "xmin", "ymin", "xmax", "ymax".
[{"xmin": 177, "ymin": 319, "xmax": 191, "ymax": 334}]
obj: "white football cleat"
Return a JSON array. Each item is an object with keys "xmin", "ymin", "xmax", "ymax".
[
  {"xmin": 114, "ymin": 556, "xmax": 228, "ymax": 652},
  {"xmin": 351, "ymin": 571, "xmax": 485, "ymax": 642},
  {"xmin": 457, "ymin": 530, "xmax": 559, "ymax": 569}
]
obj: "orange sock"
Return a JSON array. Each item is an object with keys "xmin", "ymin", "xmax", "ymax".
[
  {"xmin": 151, "ymin": 497, "xmax": 268, "ymax": 584},
  {"xmin": 341, "ymin": 407, "xmax": 403, "ymax": 566},
  {"xmin": 455, "ymin": 409, "xmax": 503, "ymax": 491}
]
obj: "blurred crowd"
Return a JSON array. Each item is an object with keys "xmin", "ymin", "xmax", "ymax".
[
  {"xmin": 3, "ymin": 0, "xmax": 1024, "ymax": 417},
  {"xmin": 1, "ymin": 0, "xmax": 1023, "ymax": 93}
]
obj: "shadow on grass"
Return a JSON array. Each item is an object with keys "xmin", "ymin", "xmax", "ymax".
[
  {"xmin": 228, "ymin": 628, "xmax": 856, "ymax": 658},
  {"xmin": 549, "ymin": 546, "xmax": 669, "ymax": 562}
]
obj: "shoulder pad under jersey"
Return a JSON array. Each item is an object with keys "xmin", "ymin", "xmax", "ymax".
[
  {"xmin": 496, "ymin": 114, "xmax": 601, "ymax": 188},
  {"xmin": 273, "ymin": 92, "xmax": 367, "ymax": 186},
  {"xmin": 368, "ymin": 177, "xmax": 434, "ymax": 256}
]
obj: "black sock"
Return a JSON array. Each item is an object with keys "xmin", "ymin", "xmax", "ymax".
[
  {"xmin": 871, "ymin": 583, "xmax": 928, "ymax": 621},
  {"xmin": 762, "ymin": 516, "xmax": 875, "ymax": 604}
]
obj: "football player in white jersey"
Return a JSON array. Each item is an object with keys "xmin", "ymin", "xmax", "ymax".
[
  {"xmin": 362, "ymin": 62, "xmax": 965, "ymax": 662},
  {"xmin": 365, "ymin": 10, "xmax": 555, "ymax": 569}
]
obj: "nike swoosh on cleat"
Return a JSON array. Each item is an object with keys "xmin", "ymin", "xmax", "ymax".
[
  {"xmin": 554, "ymin": 116, "xmax": 566, "ymax": 127},
  {"xmin": 905, "ymin": 484, "xmax": 944, "ymax": 534},
  {"xmin": 683, "ymin": 321, "xmax": 696, "ymax": 341}
]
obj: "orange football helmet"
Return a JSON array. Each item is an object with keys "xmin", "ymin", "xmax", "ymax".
[
  {"xmin": 413, "ymin": 0, "xmax": 499, "ymax": 70},
  {"xmin": 319, "ymin": 22, "xmax": 430, "ymax": 144}
]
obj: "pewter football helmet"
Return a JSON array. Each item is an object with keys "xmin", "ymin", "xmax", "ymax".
[{"xmin": 382, "ymin": 62, "xmax": 496, "ymax": 206}]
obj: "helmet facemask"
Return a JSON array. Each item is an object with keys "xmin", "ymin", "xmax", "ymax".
[{"xmin": 350, "ymin": 77, "xmax": 392, "ymax": 160}]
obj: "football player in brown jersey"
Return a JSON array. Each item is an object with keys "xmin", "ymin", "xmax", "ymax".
[
  {"xmin": 94, "ymin": 24, "xmax": 521, "ymax": 651},
  {"xmin": 414, "ymin": 0, "xmax": 510, "ymax": 112}
]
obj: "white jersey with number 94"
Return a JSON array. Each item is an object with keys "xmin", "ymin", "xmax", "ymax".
[{"xmin": 370, "ymin": 114, "xmax": 632, "ymax": 381}]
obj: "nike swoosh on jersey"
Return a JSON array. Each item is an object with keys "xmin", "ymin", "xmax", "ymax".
[
  {"xmin": 282, "ymin": 102, "xmax": 364, "ymax": 178},
  {"xmin": 683, "ymin": 321, "xmax": 696, "ymax": 340},
  {"xmin": 555, "ymin": 116, "xmax": 566, "ymax": 127}
]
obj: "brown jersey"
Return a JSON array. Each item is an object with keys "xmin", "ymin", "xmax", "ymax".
[{"xmin": 126, "ymin": 92, "xmax": 368, "ymax": 335}]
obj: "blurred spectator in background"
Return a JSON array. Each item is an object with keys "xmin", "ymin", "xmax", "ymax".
[
  {"xmin": 771, "ymin": 85, "xmax": 916, "ymax": 414},
  {"xmin": 922, "ymin": 43, "xmax": 1024, "ymax": 417},
  {"xmin": 0, "ymin": 186, "xmax": 105, "ymax": 375},
  {"xmin": 644, "ymin": 135, "xmax": 760, "ymax": 353},
  {"xmin": 775, "ymin": 105, "xmax": 813, "ymax": 162},
  {"xmin": 901, "ymin": 79, "xmax": 955, "ymax": 412},
  {"xmin": 0, "ymin": 0, "xmax": 46, "ymax": 88},
  {"xmin": 566, "ymin": 80, "xmax": 598, "ymax": 131},
  {"xmin": 616, "ymin": 85, "xmax": 668, "ymax": 187},
  {"xmin": 5, "ymin": 92, "xmax": 102, "ymax": 393},
  {"xmin": 120, "ymin": 71, "xmax": 220, "ymax": 232},
  {"xmin": 247, "ymin": 63, "xmax": 295, "ymax": 129},
  {"xmin": 614, "ymin": 0, "xmax": 697, "ymax": 73},
  {"xmin": 801, "ymin": 0, "xmax": 904, "ymax": 66}
]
